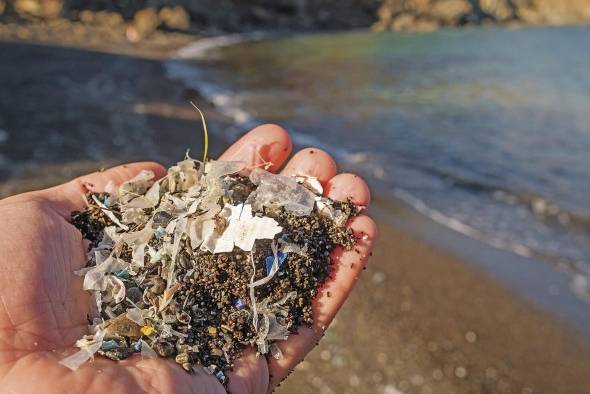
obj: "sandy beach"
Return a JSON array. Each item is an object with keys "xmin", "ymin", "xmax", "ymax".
[{"xmin": 1, "ymin": 25, "xmax": 590, "ymax": 394}]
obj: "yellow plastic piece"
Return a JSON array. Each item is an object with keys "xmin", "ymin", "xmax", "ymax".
[{"xmin": 140, "ymin": 325, "xmax": 156, "ymax": 336}]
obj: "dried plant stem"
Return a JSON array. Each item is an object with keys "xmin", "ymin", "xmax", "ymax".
[{"xmin": 190, "ymin": 102, "xmax": 209, "ymax": 162}]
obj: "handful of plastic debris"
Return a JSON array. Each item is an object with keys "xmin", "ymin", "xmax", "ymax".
[{"xmin": 61, "ymin": 157, "xmax": 360, "ymax": 386}]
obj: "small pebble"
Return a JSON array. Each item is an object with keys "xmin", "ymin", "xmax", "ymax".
[
  {"xmin": 465, "ymin": 331, "xmax": 477, "ymax": 343},
  {"xmin": 320, "ymin": 350, "xmax": 331, "ymax": 361},
  {"xmin": 454, "ymin": 366, "xmax": 468, "ymax": 379},
  {"xmin": 372, "ymin": 271, "xmax": 386, "ymax": 284}
]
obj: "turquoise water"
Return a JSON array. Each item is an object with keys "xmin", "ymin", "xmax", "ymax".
[{"xmin": 167, "ymin": 27, "xmax": 590, "ymax": 301}]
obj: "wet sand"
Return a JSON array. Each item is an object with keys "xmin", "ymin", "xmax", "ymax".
[
  {"xmin": 0, "ymin": 38, "xmax": 235, "ymax": 198},
  {"xmin": 1, "ymin": 29, "xmax": 590, "ymax": 394}
]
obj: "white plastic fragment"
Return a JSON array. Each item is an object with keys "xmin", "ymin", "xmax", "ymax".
[
  {"xmin": 102, "ymin": 226, "xmax": 121, "ymax": 245},
  {"xmin": 315, "ymin": 196, "xmax": 350, "ymax": 226},
  {"xmin": 252, "ymin": 290, "xmax": 295, "ymax": 354},
  {"xmin": 248, "ymin": 251, "xmax": 260, "ymax": 337},
  {"xmin": 121, "ymin": 226, "xmax": 154, "ymax": 269},
  {"xmin": 247, "ymin": 244, "xmax": 296, "ymax": 354},
  {"xmin": 212, "ymin": 204, "xmax": 282, "ymax": 253},
  {"xmin": 59, "ymin": 328, "xmax": 106, "ymax": 371},
  {"xmin": 145, "ymin": 182, "xmax": 161, "ymax": 206},
  {"xmin": 147, "ymin": 245, "xmax": 165, "ymax": 265},
  {"xmin": 104, "ymin": 305, "xmax": 117, "ymax": 319},
  {"xmin": 121, "ymin": 207, "xmax": 148, "ymax": 225},
  {"xmin": 140, "ymin": 339, "xmax": 158, "ymax": 358},
  {"xmin": 167, "ymin": 160, "xmax": 199, "ymax": 193},
  {"xmin": 167, "ymin": 194, "xmax": 190, "ymax": 211},
  {"xmin": 119, "ymin": 170, "xmax": 155, "ymax": 203},
  {"xmin": 187, "ymin": 198, "xmax": 203, "ymax": 215},
  {"xmin": 295, "ymin": 175, "xmax": 323, "ymax": 195},
  {"xmin": 92, "ymin": 291, "xmax": 102, "ymax": 314},
  {"xmin": 124, "ymin": 181, "xmax": 160, "ymax": 209},
  {"xmin": 198, "ymin": 219, "xmax": 219, "ymax": 253},
  {"xmin": 126, "ymin": 308, "xmax": 146, "ymax": 325},
  {"xmin": 278, "ymin": 239, "xmax": 308, "ymax": 256},
  {"xmin": 204, "ymin": 160, "xmax": 245, "ymax": 179},
  {"xmin": 247, "ymin": 169, "xmax": 316, "ymax": 216},
  {"xmin": 91, "ymin": 195, "xmax": 129, "ymax": 231},
  {"xmin": 132, "ymin": 242, "xmax": 148, "ymax": 268},
  {"xmin": 315, "ymin": 197, "xmax": 332, "ymax": 218},
  {"xmin": 106, "ymin": 276, "xmax": 126, "ymax": 304},
  {"xmin": 83, "ymin": 257, "xmax": 128, "ymax": 291},
  {"xmin": 249, "ymin": 240, "xmax": 281, "ymax": 288},
  {"xmin": 265, "ymin": 314, "xmax": 290, "ymax": 341},
  {"xmin": 169, "ymin": 328, "xmax": 189, "ymax": 339}
]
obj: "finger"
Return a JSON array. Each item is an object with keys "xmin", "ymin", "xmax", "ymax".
[
  {"xmin": 268, "ymin": 215, "xmax": 377, "ymax": 389},
  {"xmin": 43, "ymin": 162, "xmax": 166, "ymax": 217},
  {"xmin": 226, "ymin": 348, "xmax": 270, "ymax": 394},
  {"xmin": 324, "ymin": 173, "xmax": 371, "ymax": 208},
  {"xmin": 267, "ymin": 177, "xmax": 376, "ymax": 389},
  {"xmin": 219, "ymin": 124, "xmax": 292, "ymax": 172},
  {"xmin": 280, "ymin": 148, "xmax": 337, "ymax": 185}
]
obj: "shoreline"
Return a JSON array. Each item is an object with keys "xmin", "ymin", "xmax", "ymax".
[
  {"xmin": 371, "ymin": 195, "xmax": 590, "ymax": 339},
  {"xmin": 1, "ymin": 26, "xmax": 590, "ymax": 393}
]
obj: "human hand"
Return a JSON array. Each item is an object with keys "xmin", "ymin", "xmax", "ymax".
[{"xmin": 0, "ymin": 124, "xmax": 376, "ymax": 394}]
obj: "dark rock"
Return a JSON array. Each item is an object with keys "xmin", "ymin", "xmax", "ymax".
[
  {"xmin": 99, "ymin": 345, "xmax": 135, "ymax": 361},
  {"xmin": 153, "ymin": 341, "xmax": 176, "ymax": 358},
  {"xmin": 129, "ymin": 7, "xmax": 159, "ymax": 41},
  {"xmin": 14, "ymin": 0, "xmax": 62, "ymax": 19},
  {"xmin": 159, "ymin": 6, "xmax": 190, "ymax": 30},
  {"xmin": 126, "ymin": 286, "xmax": 143, "ymax": 304},
  {"xmin": 432, "ymin": 0, "xmax": 470, "ymax": 24}
]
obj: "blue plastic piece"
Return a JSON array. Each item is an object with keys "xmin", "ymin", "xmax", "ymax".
[
  {"xmin": 114, "ymin": 269, "xmax": 129, "ymax": 279},
  {"xmin": 154, "ymin": 226, "xmax": 166, "ymax": 239},
  {"xmin": 265, "ymin": 251, "xmax": 287, "ymax": 275},
  {"xmin": 101, "ymin": 340, "xmax": 119, "ymax": 351}
]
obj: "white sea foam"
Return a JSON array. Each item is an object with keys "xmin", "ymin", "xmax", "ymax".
[
  {"xmin": 571, "ymin": 274, "xmax": 590, "ymax": 303},
  {"xmin": 175, "ymin": 33, "xmax": 267, "ymax": 60},
  {"xmin": 393, "ymin": 188, "xmax": 534, "ymax": 259}
]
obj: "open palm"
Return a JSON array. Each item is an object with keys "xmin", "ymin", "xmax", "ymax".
[{"xmin": 0, "ymin": 125, "xmax": 376, "ymax": 394}]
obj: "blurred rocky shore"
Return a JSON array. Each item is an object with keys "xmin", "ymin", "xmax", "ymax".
[{"xmin": 0, "ymin": 0, "xmax": 589, "ymax": 44}]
